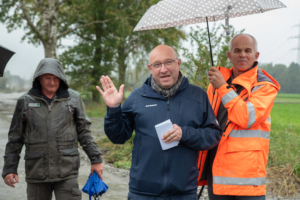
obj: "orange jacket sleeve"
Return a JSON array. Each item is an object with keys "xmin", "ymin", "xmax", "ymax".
[{"xmin": 216, "ymin": 83, "xmax": 277, "ymax": 129}]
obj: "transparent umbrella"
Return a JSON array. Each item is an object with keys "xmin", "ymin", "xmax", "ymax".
[{"xmin": 133, "ymin": 0, "xmax": 286, "ymax": 66}]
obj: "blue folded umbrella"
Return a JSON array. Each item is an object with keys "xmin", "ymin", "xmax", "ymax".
[{"xmin": 82, "ymin": 173, "xmax": 109, "ymax": 200}]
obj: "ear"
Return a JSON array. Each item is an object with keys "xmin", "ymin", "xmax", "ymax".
[
  {"xmin": 227, "ymin": 52, "xmax": 232, "ymax": 62},
  {"xmin": 177, "ymin": 58, "xmax": 181, "ymax": 70},
  {"xmin": 147, "ymin": 64, "xmax": 152, "ymax": 72},
  {"xmin": 255, "ymin": 52, "xmax": 260, "ymax": 60}
]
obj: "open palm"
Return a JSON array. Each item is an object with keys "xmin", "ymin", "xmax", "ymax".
[{"xmin": 96, "ymin": 76, "xmax": 124, "ymax": 108}]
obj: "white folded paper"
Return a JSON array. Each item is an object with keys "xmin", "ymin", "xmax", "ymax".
[{"xmin": 155, "ymin": 119, "xmax": 179, "ymax": 150}]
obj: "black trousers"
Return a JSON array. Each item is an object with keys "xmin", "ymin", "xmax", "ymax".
[{"xmin": 26, "ymin": 177, "xmax": 81, "ymax": 200}]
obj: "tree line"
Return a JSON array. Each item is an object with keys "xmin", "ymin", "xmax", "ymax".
[
  {"xmin": 0, "ymin": 0, "xmax": 184, "ymax": 101},
  {"xmin": 260, "ymin": 62, "xmax": 300, "ymax": 94},
  {"xmin": 1, "ymin": 0, "xmax": 298, "ymax": 100}
]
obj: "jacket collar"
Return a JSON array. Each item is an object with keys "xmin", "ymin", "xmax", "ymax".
[
  {"xmin": 219, "ymin": 62, "xmax": 258, "ymax": 94},
  {"xmin": 141, "ymin": 74, "xmax": 189, "ymax": 100}
]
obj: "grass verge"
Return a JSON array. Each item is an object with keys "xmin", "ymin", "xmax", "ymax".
[
  {"xmin": 275, "ymin": 93, "xmax": 300, "ymax": 103},
  {"xmin": 85, "ymin": 102, "xmax": 107, "ymax": 118},
  {"xmin": 97, "ymin": 134, "xmax": 134, "ymax": 170},
  {"xmin": 267, "ymin": 103, "xmax": 300, "ymax": 197}
]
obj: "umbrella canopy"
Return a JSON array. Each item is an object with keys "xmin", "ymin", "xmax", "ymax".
[
  {"xmin": 82, "ymin": 173, "xmax": 109, "ymax": 200},
  {"xmin": 133, "ymin": 0, "xmax": 286, "ymax": 66},
  {"xmin": 0, "ymin": 45, "xmax": 15, "ymax": 77},
  {"xmin": 134, "ymin": 0, "xmax": 286, "ymax": 32}
]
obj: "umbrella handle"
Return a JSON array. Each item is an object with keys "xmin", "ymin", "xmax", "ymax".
[
  {"xmin": 198, "ymin": 186, "xmax": 205, "ymax": 199},
  {"xmin": 225, "ymin": 5, "xmax": 232, "ymax": 37},
  {"xmin": 206, "ymin": 17, "xmax": 214, "ymax": 67}
]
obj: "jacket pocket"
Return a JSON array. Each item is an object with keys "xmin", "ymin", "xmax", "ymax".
[
  {"xmin": 224, "ymin": 139, "xmax": 263, "ymax": 176},
  {"xmin": 58, "ymin": 148, "xmax": 80, "ymax": 178},
  {"xmin": 54, "ymin": 104, "xmax": 74, "ymax": 128},
  {"xmin": 24, "ymin": 151, "xmax": 45, "ymax": 179},
  {"xmin": 26, "ymin": 108, "xmax": 47, "ymax": 143},
  {"xmin": 56, "ymin": 129, "xmax": 76, "ymax": 150}
]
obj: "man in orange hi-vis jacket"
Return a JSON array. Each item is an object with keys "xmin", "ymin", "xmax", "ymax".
[{"xmin": 197, "ymin": 33, "xmax": 280, "ymax": 200}]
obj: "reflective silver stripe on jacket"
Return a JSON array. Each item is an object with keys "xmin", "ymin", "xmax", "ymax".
[
  {"xmin": 251, "ymin": 85, "xmax": 264, "ymax": 93},
  {"xmin": 213, "ymin": 176, "xmax": 266, "ymax": 186},
  {"xmin": 221, "ymin": 90, "xmax": 238, "ymax": 106},
  {"xmin": 229, "ymin": 129, "xmax": 270, "ymax": 139},
  {"xmin": 266, "ymin": 116, "xmax": 271, "ymax": 123},
  {"xmin": 247, "ymin": 101, "xmax": 256, "ymax": 128}
]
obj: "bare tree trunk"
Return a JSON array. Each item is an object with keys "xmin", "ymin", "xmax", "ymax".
[
  {"xmin": 21, "ymin": 0, "xmax": 58, "ymax": 58},
  {"xmin": 20, "ymin": 0, "xmax": 110, "ymax": 60},
  {"xmin": 41, "ymin": 0, "xmax": 58, "ymax": 58}
]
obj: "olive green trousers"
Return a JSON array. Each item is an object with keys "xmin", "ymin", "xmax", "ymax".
[{"xmin": 26, "ymin": 177, "xmax": 81, "ymax": 200}]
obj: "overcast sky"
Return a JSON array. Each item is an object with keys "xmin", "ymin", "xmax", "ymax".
[{"xmin": 0, "ymin": 0, "xmax": 299, "ymax": 80}]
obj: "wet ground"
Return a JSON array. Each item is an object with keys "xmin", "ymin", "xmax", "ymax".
[{"xmin": 0, "ymin": 92, "xmax": 298, "ymax": 200}]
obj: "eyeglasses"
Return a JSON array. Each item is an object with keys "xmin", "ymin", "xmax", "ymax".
[{"xmin": 149, "ymin": 58, "xmax": 178, "ymax": 69}]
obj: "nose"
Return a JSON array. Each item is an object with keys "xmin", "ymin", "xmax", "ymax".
[
  {"xmin": 50, "ymin": 79, "xmax": 56, "ymax": 85},
  {"xmin": 160, "ymin": 63, "xmax": 168, "ymax": 72},
  {"xmin": 240, "ymin": 51, "xmax": 246, "ymax": 57}
]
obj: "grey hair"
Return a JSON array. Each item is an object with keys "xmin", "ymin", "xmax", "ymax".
[{"xmin": 229, "ymin": 33, "xmax": 258, "ymax": 53}]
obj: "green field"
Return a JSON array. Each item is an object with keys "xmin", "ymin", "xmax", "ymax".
[
  {"xmin": 274, "ymin": 93, "xmax": 300, "ymax": 103},
  {"xmin": 269, "ymin": 103, "xmax": 300, "ymax": 167}
]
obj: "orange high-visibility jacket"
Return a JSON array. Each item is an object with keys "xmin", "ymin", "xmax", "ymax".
[{"xmin": 198, "ymin": 65, "xmax": 280, "ymax": 196}]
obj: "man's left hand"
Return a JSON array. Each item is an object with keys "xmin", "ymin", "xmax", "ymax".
[
  {"xmin": 91, "ymin": 163, "xmax": 103, "ymax": 180},
  {"xmin": 208, "ymin": 67, "xmax": 226, "ymax": 89},
  {"xmin": 162, "ymin": 124, "xmax": 182, "ymax": 143}
]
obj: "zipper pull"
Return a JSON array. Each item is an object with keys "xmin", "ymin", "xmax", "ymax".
[{"xmin": 48, "ymin": 106, "xmax": 51, "ymax": 111}]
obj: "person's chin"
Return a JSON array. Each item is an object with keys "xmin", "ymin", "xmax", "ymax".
[
  {"xmin": 237, "ymin": 63, "xmax": 251, "ymax": 70},
  {"xmin": 160, "ymin": 83, "xmax": 173, "ymax": 89}
]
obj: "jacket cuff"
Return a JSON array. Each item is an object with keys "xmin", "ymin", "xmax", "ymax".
[
  {"xmin": 106, "ymin": 105, "xmax": 122, "ymax": 115},
  {"xmin": 180, "ymin": 127, "xmax": 188, "ymax": 143},
  {"xmin": 2, "ymin": 154, "xmax": 20, "ymax": 179},
  {"xmin": 90, "ymin": 157, "xmax": 103, "ymax": 165},
  {"xmin": 217, "ymin": 84, "xmax": 239, "ymax": 106},
  {"xmin": 83, "ymin": 143, "xmax": 103, "ymax": 164},
  {"xmin": 2, "ymin": 170, "xmax": 18, "ymax": 179},
  {"xmin": 216, "ymin": 83, "xmax": 231, "ymax": 98}
]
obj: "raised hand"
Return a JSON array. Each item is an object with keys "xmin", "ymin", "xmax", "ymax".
[{"xmin": 96, "ymin": 76, "xmax": 124, "ymax": 108}]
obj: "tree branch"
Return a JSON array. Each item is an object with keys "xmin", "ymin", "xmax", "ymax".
[
  {"xmin": 57, "ymin": 0, "xmax": 68, "ymax": 7},
  {"xmin": 20, "ymin": 0, "xmax": 45, "ymax": 43},
  {"xmin": 57, "ymin": 19, "xmax": 113, "ymax": 39},
  {"xmin": 77, "ymin": 33, "xmax": 96, "ymax": 42}
]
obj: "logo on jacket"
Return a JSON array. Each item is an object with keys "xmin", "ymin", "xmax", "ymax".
[
  {"xmin": 146, "ymin": 104, "xmax": 157, "ymax": 107},
  {"xmin": 29, "ymin": 103, "xmax": 40, "ymax": 107}
]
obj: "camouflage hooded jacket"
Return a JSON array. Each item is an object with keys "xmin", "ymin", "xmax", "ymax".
[{"xmin": 2, "ymin": 58, "xmax": 102, "ymax": 183}]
